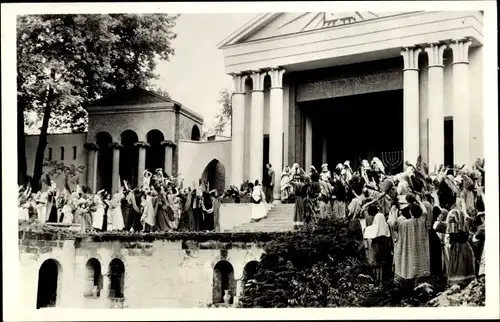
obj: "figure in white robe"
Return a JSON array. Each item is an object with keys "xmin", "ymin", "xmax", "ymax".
[
  {"xmin": 109, "ymin": 189, "xmax": 125, "ymax": 231},
  {"xmin": 92, "ymin": 195, "xmax": 105, "ymax": 230}
]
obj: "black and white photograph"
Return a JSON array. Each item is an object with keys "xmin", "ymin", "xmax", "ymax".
[{"xmin": 2, "ymin": 1, "xmax": 498, "ymax": 320}]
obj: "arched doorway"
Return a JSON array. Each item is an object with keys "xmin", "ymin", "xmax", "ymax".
[
  {"xmin": 96, "ymin": 131, "xmax": 113, "ymax": 193},
  {"xmin": 120, "ymin": 130, "xmax": 139, "ymax": 188},
  {"xmin": 201, "ymin": 159, "xmax": 225, "ymax": 195},
  {"xmin": 108, "ymin": 258, "xmax": 125, "ymax": 299},
  {"xmin": 212, "ymin": 260, "xmax": 236, "ymax": 304},
  {"xmin": 146, "ymin": 129, "xmax": 165, "ymax": 172},
  {"xmin": 241, "ymin": 261, "xmax": 259, "ymax": 296},
  {"xmin": 36, "ymin": 259, "xmax": 61, "ymax": 309},
  {"xmin": 84, "ymin": 258, "xmax": 102, "ymax": 298},
  {"xmin": 191, "ymin": 125, "xmax": 201, "ymax": 141}
]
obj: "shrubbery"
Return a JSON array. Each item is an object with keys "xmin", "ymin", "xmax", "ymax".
[{"xmin": 238, "ymin": 217, "xmax": 455, "ymax": 308}]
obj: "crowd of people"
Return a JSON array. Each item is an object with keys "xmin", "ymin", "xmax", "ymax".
[
  {"xmin": 279, "ymin": 157, "xmax": 486, "ymax": 286},
  {"xmin": 18, "ymin": 156, "xmax": 487, "ymax": 286},
  {"xmin": 18, "ymin": 169, "xmax": 222, "ymax": 233}
]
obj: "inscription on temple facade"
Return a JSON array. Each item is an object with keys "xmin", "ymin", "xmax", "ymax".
[{"xmin": 296, "ymin": 70, "xmax": 403, "ymax": 102}]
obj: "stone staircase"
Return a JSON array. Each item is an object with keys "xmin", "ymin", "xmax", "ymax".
[{"xmin": 227, "ymin": 204, "xmax": 295, "ymax": 232}]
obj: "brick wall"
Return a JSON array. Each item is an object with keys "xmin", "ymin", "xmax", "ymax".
[{"xmin": 19, "ymin": 232, "xmax": 263, "ymax": 310}]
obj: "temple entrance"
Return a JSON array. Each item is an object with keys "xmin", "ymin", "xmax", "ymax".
[{"xmin": 301, "ymin": 90, "xmax": 404, "ymax": 173}]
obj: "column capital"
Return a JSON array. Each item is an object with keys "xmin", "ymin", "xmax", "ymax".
[
  {"xmin": 450, "ymin": 38, "xmax": 472, "ymax": 65},
  {"xmin": 268, "ymin": 67, "xmax": 286, "ymax": 89},
  {"xmin": 161, "ymin": 140, "xmax": 177, "ymax": 148},
  {"xmin": 134, "ymin": 141, "xmax": 150, "ymax": 148},
  {"xmin": 425, "ymin": 42, "xmax": 447, "ymax": 68},
  {"xmin": 83, "ymin": 142, "xmax": 99, "ymax": 151},
  {"xmin": 401, "ymin": 46, "xmax": 422, "ymax": 71},
  {"xmin": 230, "ymin": 73, "xmax": 247, "ymax": 94},
  {"xmin": 250, "ymin": 70, "xmax": 266, "ymax": 91},
  {"xmin": 109, "ymin": 142, "xmax": 123, "ymax": 149}
]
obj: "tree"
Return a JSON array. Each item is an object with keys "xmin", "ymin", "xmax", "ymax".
[
  {"xmin": 213, "ymin": 88, "xmax": 232, "ymax": 136},
  {"xmin": 17, "ymin": 14, "xmax": 179, "ymax": 189}
]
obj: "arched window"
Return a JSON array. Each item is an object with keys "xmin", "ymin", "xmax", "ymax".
[
  {"xmin": 36, "ymin": 259, "xmax": 62, "ymax": 309},
  {"xmin": 120, "ymin": 130, "xmax": 139, "ymax": 188},
  {"xmin": 145, "ymin": 129, "xmax": 165, "ymax": 172},
  {"xmin": 191, "ymin": 125, "xmax": 201, "ymax": 141},
  {"xmin": 212, "ymin": 260, "xmax": 236, "ymax": 305},
  {"xmin": 108, "ymin": 258, "xmax": 125, "ymax": 299},
  {"xmin": 201, "ymin": 159, "xmax": 226, "ymax": 196},
  {"xmin": 84, "ymin": 258, "xmax": 102, "ymax": 298},
  {"xmin": 96, "ymin": 132, "xmax": 113, "ymax": 193}
]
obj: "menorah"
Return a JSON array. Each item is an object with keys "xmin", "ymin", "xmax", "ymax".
[{"xmin": 381, "ymin": 150, "xmax": 403, "ymax": 175}]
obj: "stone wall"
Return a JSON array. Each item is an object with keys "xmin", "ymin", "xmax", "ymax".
[{"xmin": 19, "ymin": 231, "xmax": 263, "ymax": 310}]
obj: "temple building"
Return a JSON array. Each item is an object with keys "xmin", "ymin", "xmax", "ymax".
[
  {"xmin": 25, "ymin": 11, "xmax": 484, "ymax": 199},
  {"xmin": 218, "ymin": 11, "xmax": 484, "ymax": 200}
]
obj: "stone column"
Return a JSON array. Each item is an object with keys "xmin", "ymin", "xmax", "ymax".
[
  {"xmin": 305, "ymin": 114, "xmax": 313, "ymax": 170},
  {"xmin": 109, "ymin": 142, "xmax": 123, "ymax": 194},
  {"xmin": 100, "ymin": 270, "xmax": 110, "ymax": 309},
  {"xmin": 450, "ymin": 38, "xmax": 472, "ymax": 166},
  {"xmin": 84, "ymin": 143, "xmax": 99, "ymax": 193},
  {"xmin": 401, "ymin": 46, "xmax": 422, "ymax": 164},
  {"xmin": 134, "ymin": 141, "xmax": 149, "ymax": 187},
  {"xmin": 161, "ymin": 140, "xmax": 176, "ymax": 176},
  {"xmin": 425, "ymin": 42, "xmax": 447, "ymax": 170},
  {"xmin": 268, "ymin": 67, "xmax": 286, "ymax": 201},
  {"xmin": 230, "ymin": 73, "xmax": 247, "ymax": 186},
  {"xmin": 249, "ymin": 70, "xmax": 266, "ymax": 182}
]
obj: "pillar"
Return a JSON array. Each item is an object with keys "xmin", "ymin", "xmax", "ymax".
[
  {"xmin": 450, "ymin": 38, "xmax": 472, "ymax": 167},
  {"xmin": 249, "ymin": 70, "xmax": 266, "ymax": 182},
  {"xmin": 304, "ymin": 114, "xmax": 313, "ymax": 170},
  {"xmin": 100, "ymin": 267, "xmax": 110, "ymax": 309},
  {"xmin": 161, "ymin": 140, "xmax": 176, "ymax": 176},
  {"xmin": 109, "ymin": 142, "xmax": 122, "ymax": 194},
  {"xmin": 268, "ymin": 67, "xmax": 286, "ymax": 201},
  {"xmin": 134, "ymin": 141, "xmax": 149, "ymax": 187},
  {"xmin": 425, "ymin": 42, "xmax": 447, "ymax": 170},
  {"xmin": 401, "ymin": 46, "xmax": 422, "ymax": 164},
  {"xmin": 230, "ymin": 73, "xmax": 247, "ymax": 186},
  {"xmin": 83, "ymin": 143, "xmax": 98, "ymax": 193}
]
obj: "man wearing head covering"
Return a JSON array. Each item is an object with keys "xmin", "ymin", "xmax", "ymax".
[{"xmin": 364, "ymin": 211, "xmax": 393, "ymax": 281}]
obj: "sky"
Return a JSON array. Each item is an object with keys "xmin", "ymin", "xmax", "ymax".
[{"xmin": 152, "ymin": 13, "xmax": 258, "ymax": 130}]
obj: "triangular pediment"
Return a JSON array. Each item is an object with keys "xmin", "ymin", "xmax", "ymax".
[
  {"xmin": 89, "ymin": 87, "xmax": 173, "ymax": 107},
  {"xmin": 219, "ymin": 12, "xmax": 407, "ymax": 48}
]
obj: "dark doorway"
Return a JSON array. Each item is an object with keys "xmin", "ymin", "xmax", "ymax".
[
  {"xmin": 263, "ymin": 134, "xmax": 269, "ymax": 180},
  {"xmin": 120, "ymin": 130, "xmax": 139, "ymax": 189},
  {"xmin": 444, "ymin": 118, "xmax": 454, "ymax": 168},
  {"xmin": 36, "ymin": 259, "xmax": 60, "ymax": 309},
  {"xmin": 84, "ymin": 258, "xmax": 102, "ymax": 298},
  {"xmin": 109, "ymin": 258, "xmax": 125, "ymax": 299},
  {"xmin": 212, "ymin": 260, "xmax": 236, "ymax": 304},
  {"xmin": 96, "ymin": 132, "xmax": 113, "ymax": 193},
  {"xmin": 191, "ymin": 125, "xmax": 201, "ymax": 141},
  {"xmin": 201, "ymin": 159, "xmax": 226, "ymax": 195},
  {"xmin": 146, "ymin": 129, "xmax": 165, "ymax": 172},
  {"xmin": 301, "ymin": 90, "xmax": 404, "ymax": 172}
]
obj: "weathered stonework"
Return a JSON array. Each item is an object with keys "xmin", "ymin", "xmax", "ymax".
[{"xmin": 19, "ymin": 231, "xmax": 264, "ymax": 309}]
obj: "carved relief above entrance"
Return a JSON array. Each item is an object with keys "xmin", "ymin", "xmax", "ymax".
[{"xmin": 296, "ymin": 67, "xmax": 403, "ymax": 102}]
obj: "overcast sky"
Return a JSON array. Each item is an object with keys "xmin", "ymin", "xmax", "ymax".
[{"xmin": 153, "ymin": 13, "xmax": 258, "ymax": 130}]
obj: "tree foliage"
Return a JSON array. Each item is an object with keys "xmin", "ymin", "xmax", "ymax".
[
  {"xmin": 213, "ymin": 88, "xmax": 232, "ymax": 136},
  {"xmin": 17, "ymin": 13, "xmax": 179, "ymax": 187}
]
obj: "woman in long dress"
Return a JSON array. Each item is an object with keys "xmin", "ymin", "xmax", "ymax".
[
  {"xmin": 280, "ymin": 166, "xmax": 293, "ymax": 203},
  {"xmin": 200, "ymin": 191, "xmax": 215, "ymax": 231},
  {"xmin": 18, "ymin": 186, "xmax": 32, "ymax": 221},
  {"xmin": 364, "ymin": 212, "xmax": 393, "ymax": 281},
  {"xmin": 126, "ymin": 189, "xmax": 143, "ymax": 232},
  {"xmin": 389, "ymin": 202, "xmax": 431, "ymax": 283},
  {"xmin": 155, "ymin": 186, "xmax": 173, "ymax": 231},
  {"xmin": 167, "ymin": 186, "xmax": 182, "ymax": 230},
  {"xmin": 331, "ymin": 171, "xmax": 348, "ymax": 219},
  {"xmin": 434, "ymin": 208, "xmax": 476, "ymax": 285},
  {"xmin": 108, "ymin": 188, "xmax": 125, "ymax": 231},
  {"xmin": 141, "ymin": 187, "xmax": 158, "ymax": 232},
  {"xmin": 92, "ymin": 193, "xmax": 105, "ymax": 231},
  {"xmin": 291, "ymin": 176, "xmax": 306, "ymax": 229}
]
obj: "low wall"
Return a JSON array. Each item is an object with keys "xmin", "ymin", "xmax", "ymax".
[
  {"xmin": 18, "ymin": 230, "xmax": 275, "ymax": 310},
  {"xmin": 219, "ymin": 203, "xmax": 270, "ymax": 231}
]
